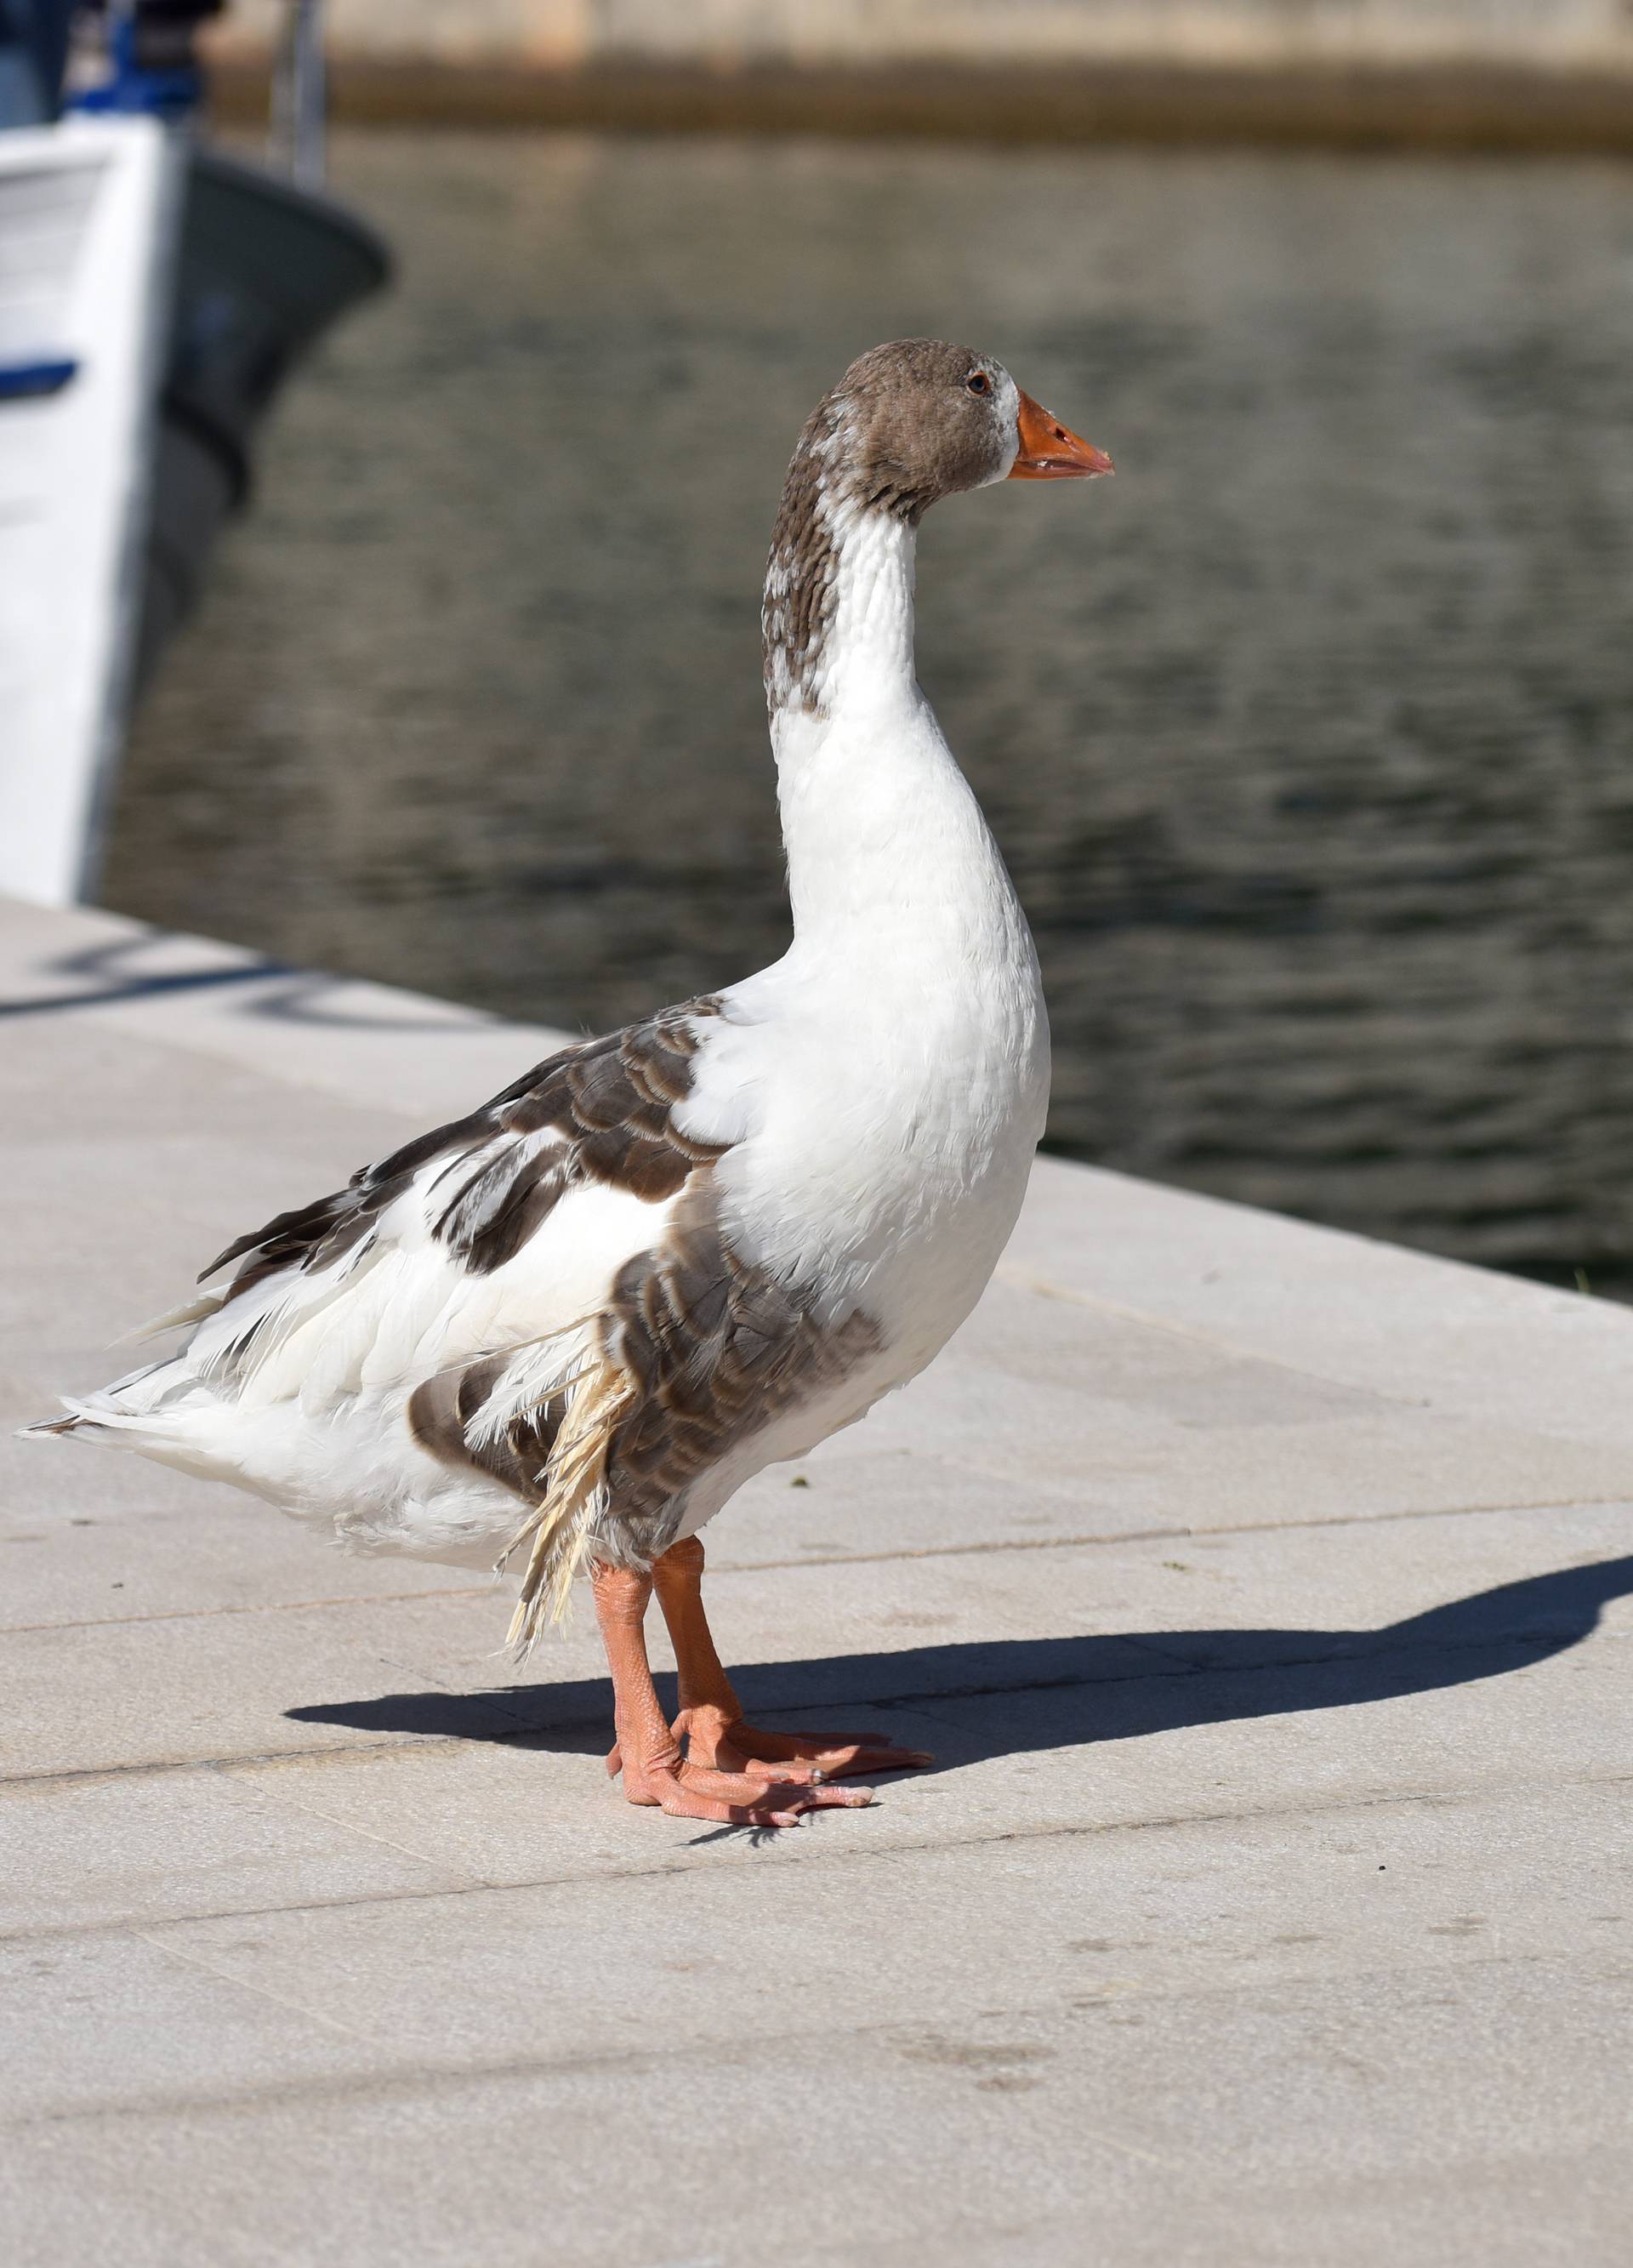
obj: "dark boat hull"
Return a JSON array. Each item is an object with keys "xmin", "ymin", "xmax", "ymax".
[{"xmin": 136, "ymin": 144, "xmax": 390, "ymax": 688}]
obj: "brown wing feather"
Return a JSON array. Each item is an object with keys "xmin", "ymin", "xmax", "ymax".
[{"xmin": 202, "ymin": 997, "xmax": 729, "ymax": 1300}]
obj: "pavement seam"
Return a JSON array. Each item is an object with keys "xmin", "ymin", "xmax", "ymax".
[
  {"xmin": 224, "ymin": 1769, "xmax": 497, "ymax": 1897},
  {"xmin": 993, "ymin": 1257, "xmax": 1633, "ymax": 1398},
  {"xmin": 5, "ymin": 1942, "xmax": 1630, "ymax": 2142},
  {"xmin": 996, "ymin": 1261, "xmax": 1435, "ymax": 1410},
  {"xmin": 708, "ymin": 1491, "xmax": 1633, "ymax": 1576},
  {"xmin": 2, "ymin": 1490, "xmax": 1626, "ymax": 1633},
  {"xmin": 124, "ymin": 1925, "xmax": 387, "ymax": 2048},
  {"xmin": 4, "ymin": 1764, "xmax": 1629, "ymax": 1949},
  {"xmin": 0, "ymin": 2014, "xmax": 1190, "ymax": 2140},
  {"xmin": 0, "ymin": 1579, "xmax": 497, "ymax": 1638}
]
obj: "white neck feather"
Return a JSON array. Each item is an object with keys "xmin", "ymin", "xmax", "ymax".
[
  {"xmin": 769, "ymin": 506, "xmax": 1030, "ymax": 989},
  {"xmin": 795, "ymin": 497, "xmax": 919, "ymax": 721}
]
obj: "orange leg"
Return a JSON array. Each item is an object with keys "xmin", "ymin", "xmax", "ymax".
[
  {"xmin": 645, "ymin": 1536, "xmax": 934, "ymax": 1784},
  {"xmin": 592, "ymin": 1560, "xmax": 872, "ymax": 1826}
]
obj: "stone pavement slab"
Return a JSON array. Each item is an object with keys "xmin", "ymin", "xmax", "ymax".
[{"xmin": 1, "ymin": 895, "xmax": 1630, "ymax": 2265}]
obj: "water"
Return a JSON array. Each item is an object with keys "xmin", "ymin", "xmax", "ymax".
[{"xmin": 105, "ymin": 132, "xmax": 1633, "ymax": 1291}]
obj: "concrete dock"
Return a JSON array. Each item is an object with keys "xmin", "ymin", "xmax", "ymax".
[{"xmin": 3, "ymin": 892, "xmax": 1630, "ymax": 2265}]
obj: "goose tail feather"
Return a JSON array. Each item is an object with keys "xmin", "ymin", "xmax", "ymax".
[
  {"xmin": 16, "ymin": 1412, "xmax": 83, "ymax": 1440},
  {"xmin": 497, "ymin": 1346, "xmax": 639, "ymax": 1659}
]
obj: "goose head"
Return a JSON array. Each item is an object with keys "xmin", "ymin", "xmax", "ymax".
[
  {"xmin": 764, "ymin": 339, "xmax": 1111, "ymax": 718},
  {"xmin": 794, "ymin": 337, "xmax": 1112, "ymax": 521}
]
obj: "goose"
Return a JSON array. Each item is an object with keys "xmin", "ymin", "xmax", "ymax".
[{"xmin": 26, "ymin": 339, "xmax": 1112, "ymax": 1827}]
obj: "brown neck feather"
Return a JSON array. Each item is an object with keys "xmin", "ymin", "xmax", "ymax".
[{"xmin": 762, "ymin": 404, "xmax": 928, "ymax": 718}]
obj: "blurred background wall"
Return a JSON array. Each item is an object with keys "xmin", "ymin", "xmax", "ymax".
[
  {"xmin": 211, "ymin": 2, "xmax": 1633, "ymax": 73},
  {"xmin": 202, "ymin": 3, "xmax": 1633, "ymax": 147}
]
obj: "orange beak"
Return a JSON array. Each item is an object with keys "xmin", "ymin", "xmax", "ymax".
[{"xmin": 1008, "ymin": 389, "xmax": 1114, "ymax": 482}]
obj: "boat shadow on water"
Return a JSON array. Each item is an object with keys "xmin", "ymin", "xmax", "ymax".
[{"xmin": 286, "ymin": 1552, "xmax": 1633, "ymax": 1789}]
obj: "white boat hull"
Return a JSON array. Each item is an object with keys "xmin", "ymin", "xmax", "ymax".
[
  {"xmin": 0, "ymin": 116, "xmax": 177, "ymax": 907},
  {"xmin": 0, "ymin": 115, "xmax": 390, "ymax": 909}
]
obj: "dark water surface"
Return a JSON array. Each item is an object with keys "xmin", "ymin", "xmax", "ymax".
[{"xmin": 105, "ymin": 133, "xmax": 1633, "ymax": 1288}]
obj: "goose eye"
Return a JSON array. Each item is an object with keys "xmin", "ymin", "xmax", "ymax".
[{"xmin": 965, "ymin": 371, "xmax": 991, "ymax": 397}]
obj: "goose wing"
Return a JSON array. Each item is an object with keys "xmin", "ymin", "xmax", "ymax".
[{"xmin": 208, "ymin": 996, "xmax": 730, "ymax": 1307}]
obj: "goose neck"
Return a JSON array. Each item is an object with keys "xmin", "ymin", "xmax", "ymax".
[{"xmin": 763, "ymin": 462, "xmax": 919, "ymax": 725}]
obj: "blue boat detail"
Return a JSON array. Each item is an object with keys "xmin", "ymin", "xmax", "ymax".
[{"xmin": 0, "ymin": 354, "xmax": 78, "ymax": 400}]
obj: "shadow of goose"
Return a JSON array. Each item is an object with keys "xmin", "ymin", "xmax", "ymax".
[{"xmin": 286, "ymin": 1550, "xmax": 1633, "ymax": 1768}]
